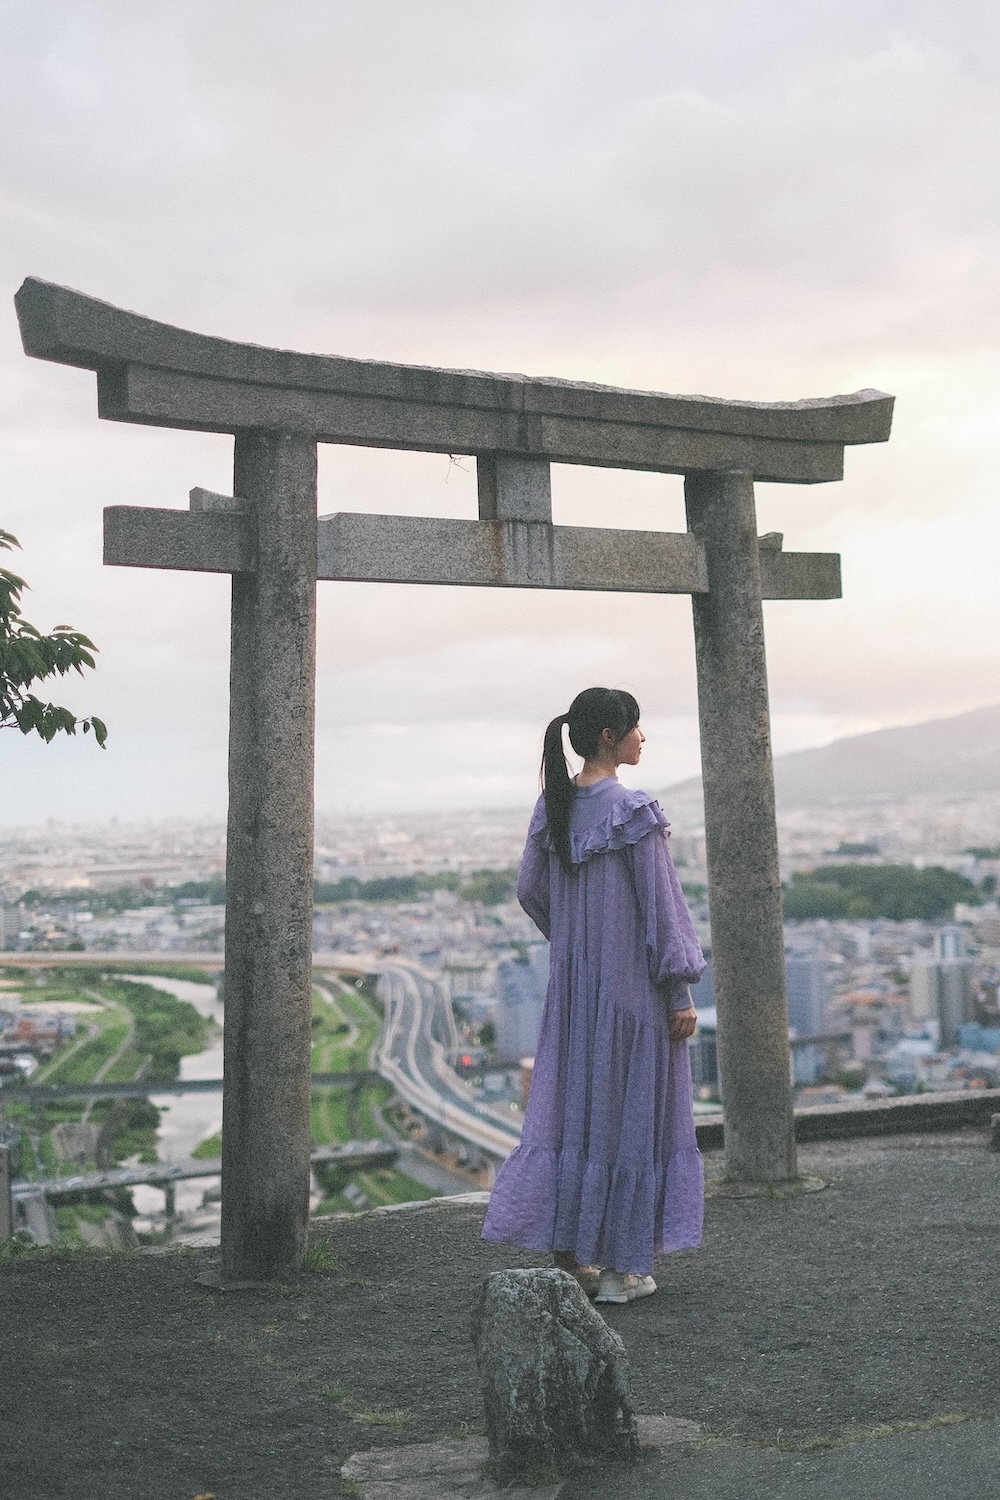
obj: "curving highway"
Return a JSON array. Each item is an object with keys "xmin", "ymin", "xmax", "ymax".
[{"xmin": 377, "ymin": 960, "xmax": 521, "ymax": 1162}]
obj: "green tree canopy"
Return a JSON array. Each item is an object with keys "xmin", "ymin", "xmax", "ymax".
[
  {"xmin": 784, "ymin": 863, "xmax": 980, "ymax": 922},
  {"xmin": 0, "ymin": 529, "xmax": 106, "ymax": 745}
]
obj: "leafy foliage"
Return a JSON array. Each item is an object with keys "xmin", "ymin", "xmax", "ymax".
[
  {"xmin": 106, "ymin": 1098, "xmax": 161, "ymax": 1163},
  {"xmin": 0, "ymin": 528, "xmax": 106, "ymax": 745},
  {"xmin": 102, "ymin": 979, "xmax": 210, "ymax": 1081},
  {"xmin": 313, "ymin": 867, "xmax": 518, "ymax": 906},
  {"xmin": 784, "ymin": 863, "xmax": 981, "ymax": 922},
  {"xmin": 460, "ymin": 869, "xmax": 517, "ymax": 905}
]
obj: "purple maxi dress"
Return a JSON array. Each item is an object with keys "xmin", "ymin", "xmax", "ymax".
[{"xmin": 481, "ymin": 777, "xmax": 706, "ymax": 1276}]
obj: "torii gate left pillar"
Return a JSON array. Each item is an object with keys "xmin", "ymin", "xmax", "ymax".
[
  {"xmin": 16, "ymin": 277, "xmax": 893, "ymax": 1279},
  {"xmin": 224, "ymin": 431, "xmax": 317, "ymax": 1277}
]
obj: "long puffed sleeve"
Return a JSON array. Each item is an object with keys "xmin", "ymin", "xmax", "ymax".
[
  {"xmin": 516, "ymin": 827, "xmax": 551, "ymax": 939},
  {"xmin": 626, "ymin": 826, "xmax": 705, "ymax": 1002}
]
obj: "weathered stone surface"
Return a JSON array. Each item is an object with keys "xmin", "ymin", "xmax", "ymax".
[
  {"xmin": 103, "ymin": 503, "xmax": 840, "ymax": 601},
  {"xmin": 471, "ymin": 1268, "xmax": 639, "ymax": 1478},
  {"xmin": 103, "ymin": 504, "xmax": 252, "ymax": 574},
  {"xmin": 338, "ymin": 1417, "xmax": 701, "ymax": 1500},
  {"xmin": 341, "ymin": 1436, "xmax": 564, "ymax": 1499},
  {"xmin": 15, "ymin": 277, "xmax": 893, "ymax": 481},
  {"xmin": 686, "ymin": 470, "xmax": 797, "ymax": 1184},
  {"xmin": 317, "ymin": 513, "xmax": 707, "ymax": 593},
  {"xmin": 758, "ymin": 546, "xmax": 840, "ymax": 600},
  {"xmin": 478, "ymin": 453, "xmax": 553, "ymax": 522},
  {"xmin": 220, "ymin": 429, "xmax": 317, "ymax": 1281},
  {"xmin": 635, "ymin": 1414, "xmax": 702, "ymax": 1447}
]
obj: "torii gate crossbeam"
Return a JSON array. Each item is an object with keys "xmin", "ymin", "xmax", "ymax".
[{"xmin": 15, "ymin": 277, "xmax": 893, "ymax": 1280}]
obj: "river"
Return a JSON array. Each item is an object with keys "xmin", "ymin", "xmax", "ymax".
[{"xmin": 126, "ymin": 974, "xmax": 225, "ymax": 1244}]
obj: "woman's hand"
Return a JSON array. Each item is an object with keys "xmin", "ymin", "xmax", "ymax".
[{"xmin": 668, "ymin": 1006, "xmax": 698, "ymax": 1042}]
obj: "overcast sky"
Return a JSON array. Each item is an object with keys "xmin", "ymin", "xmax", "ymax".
[{"xmin": 1, "ymin": 0, "xmax": 999, "ymax": 821}]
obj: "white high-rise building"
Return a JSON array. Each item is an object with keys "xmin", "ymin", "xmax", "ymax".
[
  {"xmin": 785, "ymin": 953, "xmax": 828, "ymax": 1037},
  {"xmin": 909, "ymin": 961, "xmax": 938, "ymax": 1021},
  {"xmin": 0, "ymin": 903, "xmax": 23, "ymax": 951},
  {"xmin": 495, "ymin": 943, "xmax": 550, "ymax": 1059},
  {"xmin": 909, "ymin": 957, "xmax": 977, "ymax": 1045}
]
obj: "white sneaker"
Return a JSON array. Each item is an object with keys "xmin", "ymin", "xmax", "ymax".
[{"xmin": 595, "ymin": 1271, "xmax": 657, "ymax": 1304}]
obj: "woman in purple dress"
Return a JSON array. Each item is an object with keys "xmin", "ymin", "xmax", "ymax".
[{"xmin": 481, "ymin": 687, "xmax": 704, "ymax": 1305}]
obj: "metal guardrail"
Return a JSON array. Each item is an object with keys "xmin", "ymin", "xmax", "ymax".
[
  {"xmin": 0, "ymin": 1070, "xmax": 381, "ymax": 1105},
  {"xmin": 9, "ymin": 1138, "xmax": 397, "ymax": 1204}
]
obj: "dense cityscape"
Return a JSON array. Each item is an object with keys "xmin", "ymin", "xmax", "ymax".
[{"xmin": 3, "ymin": 793, "xmax": 999, "ymax": 1141}]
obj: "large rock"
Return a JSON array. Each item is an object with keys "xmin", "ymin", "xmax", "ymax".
[{"xmin": 470, "ymin": 1268, "xmax": 638, "ymax": 1479}]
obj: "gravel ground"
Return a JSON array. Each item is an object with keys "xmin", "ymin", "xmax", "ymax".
[{"xmin": 4, "ymin": 1130, "xmax": 1000, "ymax": 1499}]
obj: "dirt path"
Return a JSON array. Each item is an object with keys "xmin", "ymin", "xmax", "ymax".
[
  {"xmin": 80, "ymin": 993, "xmax": 136, "ymax": 1123},
  {"xmin": 31, "ymin": 1018, "xmax": 101, "ymax": 1085}
]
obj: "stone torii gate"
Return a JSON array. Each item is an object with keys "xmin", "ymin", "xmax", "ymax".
[{"xmin": 15, "ymin": 277, "xmax": 893, "ymax": 1280}]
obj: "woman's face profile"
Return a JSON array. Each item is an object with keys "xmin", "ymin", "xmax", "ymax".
[{"xmin": 607, "ymin": 723, "xmax": 644, "ymax": 766}]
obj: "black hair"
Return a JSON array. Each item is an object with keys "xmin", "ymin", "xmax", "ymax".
[{"xmin": 540, "ymin": 687, "xmax": 641, "ymax": 870}]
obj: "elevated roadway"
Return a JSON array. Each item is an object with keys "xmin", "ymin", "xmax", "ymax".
[{"xmin": 377, "ymin": 960, "xmax": 521, "ymax": 1163}]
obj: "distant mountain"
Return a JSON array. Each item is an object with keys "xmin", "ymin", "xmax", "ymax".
[{"xmin": 665, "ymin": 704, "xmax": 1000, "ymax": 807}]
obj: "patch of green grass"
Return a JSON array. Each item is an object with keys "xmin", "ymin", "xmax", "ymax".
[
  {"xmin": 0, "ymin": 1238, "xmax": 129, "ymax": 1262},
  {"xmin": 310, "ymin": 1087, "xmax": 352, "ymax": 1145},
  {"xmin": 353, "ymin": 1407, "xmax": 412, "ymax": 1428},
  {"xmin": 312, "ymin": 1166, "xmax": 439, "ymax": 1216},
  {"xmin": 310, "ymin": 981, "xmax": 379, "ymax": 1075},
  {"xmin": 95, "ymin": 979, "xmax": 210, "ymax": 1082},
  {"xmin": 53, "ymin": 1203, "xmax": 114, "ymax": 1248},
  {"xmin": 105, "ymin": 1098, "xmax": 161, "ymax": 1161},
  {"xmin": 43, "ymin": 1019, "xmax": 128, "ymax": 1086},
  {"xmin": 764, "ymin": 1413, "xmax": 977, "ymax": 1453},
  {"xmin": 689, "ymin": 1411, "xmax": 981, "ymax": 1457},
  {"xmin": 107, "ymin": 963, "xmax": 218, "ymax": 985},
  {"xmin": 103, "ymin": 1047, "xmax": 149, "ymax": 1084},
  {"xmin": 353, "ymin": 1079, "xmax": 393, "ymax": 1138},
  {"xmin": 17, "ymin": 1131, "xmax": 38, "ymax": 1180},
  {"xmin": 303, "ymin": 1242, "xmax": 342, "ymax": 1274},
  {"xmin": 354, "ymin": 1168, "xmax": 437, "ymax": 1207},
  {"xmin": 319, "ymin": 1386, "xmax": 412, "ymax": 1427},
  {"xmin": 37, "ymin": 1132, "xmax": 58, "ymax": 1174},
  {"xmin": 192, "ymin": 1132, "xmax": 222, "ymax": 1160}
]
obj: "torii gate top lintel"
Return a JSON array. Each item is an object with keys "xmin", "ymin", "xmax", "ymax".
[{"xmin": 15, "ymin": 277, "xmax": 893, "ymax": 483}]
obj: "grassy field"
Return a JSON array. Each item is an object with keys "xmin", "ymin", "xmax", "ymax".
[
  {"xmin": 308, "ymin": 975, "xmax": 438, "ymax": 1214},
  {"xmin": 178, "ymin": 974, "xmax": 437, "ymax": 1214},
  {"xmin": 3, "ymin": 968, "xmax": 212, "ymax": 1243},
  {"xmin": 3, "ymin": 962, "xmax": 440, "ymax": 1231},
  {"xmin": 39, "ymin": 1017, "xmax": 129, "ymax": 1087}
]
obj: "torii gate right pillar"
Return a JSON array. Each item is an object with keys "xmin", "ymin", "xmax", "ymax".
[{"xmin": 687, "ymin": 470, "xmax": 796, "ymax": 1181}]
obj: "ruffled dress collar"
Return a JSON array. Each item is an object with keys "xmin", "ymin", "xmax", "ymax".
[{"xmin": 528, "ymin": 780, "xmax": 669, "ymax": 865}]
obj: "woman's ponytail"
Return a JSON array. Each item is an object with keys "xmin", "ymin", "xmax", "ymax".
[
  {"xmin": 539, "ymin": 687, "xmax": 641, "ymax": 872},
  {"xmin": 541, "ymin": 713, "xmax": 575, "ymax": 870}
]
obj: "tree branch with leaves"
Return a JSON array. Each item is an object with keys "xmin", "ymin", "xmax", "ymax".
[{"xmin": 0, "ymin": 528, "xmax": 107, "ymax": 746}]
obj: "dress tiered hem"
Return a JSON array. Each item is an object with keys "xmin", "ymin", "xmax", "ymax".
[{"xmin": 481, "ymin": 1141, "xmax": 704, "ymax": 1276}]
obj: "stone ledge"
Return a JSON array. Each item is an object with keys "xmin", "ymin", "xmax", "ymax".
[{"xmin": 695, "ymin": 1088, "xmax": 1000, "ymax": 1150}]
